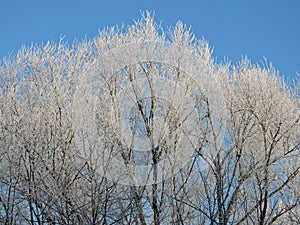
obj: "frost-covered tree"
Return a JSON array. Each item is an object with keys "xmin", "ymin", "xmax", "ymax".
[{"xmin": 0, "ymin": 12, "xmax": 299, "ymax": 225}]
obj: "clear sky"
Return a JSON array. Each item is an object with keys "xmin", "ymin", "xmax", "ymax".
[{"xmin": 0, "ymin": 0, "xmax": 299, "ymax": 79}]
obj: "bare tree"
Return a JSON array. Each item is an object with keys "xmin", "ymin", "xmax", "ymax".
[{"xmin": 0, "ymin": 12, "xmax": 299, "ymax": 225}]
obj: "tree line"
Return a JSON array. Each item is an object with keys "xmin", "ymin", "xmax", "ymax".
[{"xmin": 0, "ymin": 13, "xmax": 299, "ymax": 224}]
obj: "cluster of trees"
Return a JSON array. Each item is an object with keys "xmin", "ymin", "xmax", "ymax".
[{"xmin": 0, "ymin": 13, "xmax": 299, "ymax": 224}]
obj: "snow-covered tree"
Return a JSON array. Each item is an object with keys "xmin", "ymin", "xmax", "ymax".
[{"xmin": 0, "ymin": 12, "xmax": 299, "ymax": 224}]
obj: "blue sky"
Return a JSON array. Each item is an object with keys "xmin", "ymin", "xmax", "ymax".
[{"xmin": 0, "ymin": 0, "xmax": 299, "ymax": 79}]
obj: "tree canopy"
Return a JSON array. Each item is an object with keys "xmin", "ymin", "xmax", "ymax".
[{"xmin": 0, "ymin": 13, "xmax": 299, "ymax": 225}]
